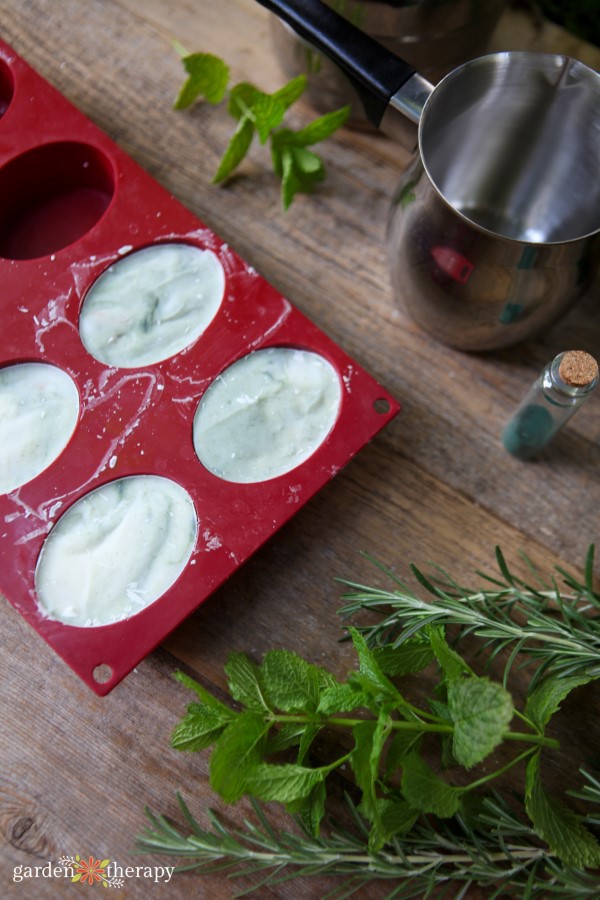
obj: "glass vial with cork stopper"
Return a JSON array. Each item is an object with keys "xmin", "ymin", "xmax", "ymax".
[{"xmin": 502, "ymin": 350, "xmax": 599, "ymax": 460}]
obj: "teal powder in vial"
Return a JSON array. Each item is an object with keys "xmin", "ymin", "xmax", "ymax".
[{"xmin": 502, "ymin": 350, "xmax": 599, "ymax": 460}]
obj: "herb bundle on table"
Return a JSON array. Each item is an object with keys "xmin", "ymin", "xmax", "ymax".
[
  {"xmin": 173, "ymin": 48, "xmax": 349, "ymax": 209},
  {"xmin": 137, "ymin": 547, "xmax": 600, "ymax": 897}
]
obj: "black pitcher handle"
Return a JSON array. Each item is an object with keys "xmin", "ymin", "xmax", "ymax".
[{"xmin": 255, "ymin": 0, "xmax": 416, "ymax": 128}]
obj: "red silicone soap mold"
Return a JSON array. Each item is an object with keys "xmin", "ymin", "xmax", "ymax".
[{"xmin": 0, "ymin": 38, "xmax": 400, "ymax": 694}]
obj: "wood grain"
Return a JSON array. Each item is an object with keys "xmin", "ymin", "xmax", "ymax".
[{"xmin": 1, "ymin": 1, "xmax": 599, "ymax": 897}]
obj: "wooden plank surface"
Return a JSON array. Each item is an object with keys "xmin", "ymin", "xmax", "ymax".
[{"xmin": 1, "ymin": 1, "xmax": 599, "ymax": 897}]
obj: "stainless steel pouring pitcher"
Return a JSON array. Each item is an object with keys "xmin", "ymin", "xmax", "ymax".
[{"xmin": 257, "ymin": 0, "xmax": 600, "ymax": 350}]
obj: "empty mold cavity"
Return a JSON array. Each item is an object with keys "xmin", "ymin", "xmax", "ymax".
[
  {"xmin": 79, "ymin": 243, "xmax": 225, "ymax": 367},
  {"xmin": 0, "ymin": 362, "xmax": 79, "ymax": 494},
  {"xmin": 193, "ymin": 347, "xmax": 342, "ymax": 483},
  {"xmin": 0, "ymin": 141, "xmax": 114, "ymax": 259},
  {"xmin": 0, "ymin": 58, "xmax": 13, "ymax": 118},
  {"xmin": 35, "ymin": 475, "xmax": 198, "ymax": 627}
]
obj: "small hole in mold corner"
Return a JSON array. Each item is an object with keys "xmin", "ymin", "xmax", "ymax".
[
  {"xmin": 0, "ymin": 141, "xmax": 115, "ymax": 260},
  {"xmin": 93, "ymin": 664, "xmax": 113, "ymax": 685},
  {"xmin": 373, "ymin": 398, "xmax": 391, "ymax": 415},
  {"xmin": 0, "ymin": 59, "xmax": 14, "ymax": 118}
]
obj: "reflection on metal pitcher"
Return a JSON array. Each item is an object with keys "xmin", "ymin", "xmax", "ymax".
[{"xmin": 388, "ymin": 158, "xmax": 598, "ymax": 351}]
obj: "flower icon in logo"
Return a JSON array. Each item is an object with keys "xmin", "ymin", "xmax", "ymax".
[
  {"xmin": 73, "ymin": 856, "xmax": 109, "ymax": 885},
  {"xmin": 58, "ymin": 854, "xmax": 123, "ymax": 888}
]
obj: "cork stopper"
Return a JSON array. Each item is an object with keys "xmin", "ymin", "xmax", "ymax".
[{"xmin": 558, "ymin": 351, "xmax": 599, "ymax": 388}]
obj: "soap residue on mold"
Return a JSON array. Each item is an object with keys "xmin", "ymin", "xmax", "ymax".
[
  {"xmin": 34, "ymin": 291, "xmax": 79, "ymax": 355},
  {"xmin": 78, "ymin": 242, "xmax": 225, "ymax": 368},
  {"xmin": 35, "ymin": 475, "xmax": 198, "ymax": 627},
  {"xmin": 0, "ymin": 362, "xmax": 80, "ymax": 495},
  {"xmin": 193, "ymin": 347, "xmax": 342, "ymax": 483}
]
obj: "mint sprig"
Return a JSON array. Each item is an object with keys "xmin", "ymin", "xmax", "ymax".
[
  {"xmin": 167, "ymin": 628, "xmax": 559, "ymax": 844},
  {"xmin": 174, "ymin": 49, "xmax": 350, "ymax": 209},
  {"xmin": 138, "ymin": 549, "xmax": 600, "ymax": 895},
  {"xmin": 174, "ymin": 51, "xmax": 229, "ymax": 108}
]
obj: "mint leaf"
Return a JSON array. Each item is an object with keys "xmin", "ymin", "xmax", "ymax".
[
  {"xmin": 428, "ymin": 699, "xmax": 452, "ymax": 720},
  {"xmin": 440, "ymin": 732, "xmax": 458, "ymax": 769},
  {"xmin": 351, "ymin": 713, "xmax": 389, "ymax": 821},
  {"xmin": 252, "ymin": 94, "xmax": 287, "ymax": 144},
  {"xmin": 174, "ymin": 670, "xmax": 232, "ymax": 715},
  {"xmin": 229, "ymin": 86, "xmax": 287, "ymax": 144},
  {"xmin": 246, "ymin": 763, "xmax": 325, "ymax": 804},
  {"xmin": 227, "ymin": 82, "xmax": 259, "ymax": 121},
  {"xmin": 292, "ymin": 146, "xmax": 325, "ymax": 179},
  {"xmin": 449, "ymin": 677, "xmax": 514, "ymax": 769},
  {"xmin": 224, "ymin": 652, "xmax": 270, "ymax": 712},
  {"xmin": 525, "ymin": 753, "xmax": 600, "ymax": 868},
  {"xmin": 209, "ymin": 712, "xmax": 269, "ymax": 803},
  {"xmin": 265, "ymin": 723, "xmax": 306, "ymax": 755},
  {"xmin": 213, "ymin": 116, "xmax": 255, "ymax": 184},
  {"xmin": 262, "ymin": 649, "xmax": 329, "ymax": 712},
  {"xmin": 227, "ymin": 79, "xmax": 304, "ymax": 137},
  {"xmin": 271, "ymin": 75, "xmax": 307, "ymax": 111},
  {"xmin": 293, "ymin": 779, "xmax": 327, "ymax": 836},
  {"xmin": 277, "ymin": 105, "xmax": 350, "ymax": 147},
  {"xmin": 317, "ymin": 683, "xmax": 373, "ymax": 715},
  {"xmin": 374, "ymin": 639, "xmax": 434, "ymax": 677},
  {"xmin": 384, "ymin": 730, "xmax": 423, "ymax": 777},
  {"xmin": 369, "ymin": 798, "xmax": 419, "ymax": 852},
  {"xmin": 174, "ymin": 52, "xmax": 230, "ymax": 109},
  {"xmin": 401, "ymin": 753, "xmax": 463, "ymax": 818},
  {"xmin": 350, "ymin": 722, "xmax": 376, "ymax": 803},
  {"xmin": 348, "ymin": 627, "xmax": 421, "ymax": 724},
  {"xmin": 279, "ymin": 146, "xmax": 302, "ymax": 210},
  {"xmin": 297, "ymin": 725, "xmax": 321, "ymax": 764},
  {"xmin": 429, "ymin": 628, "xmax": 471, "ymax": 683},
  {"xmin": 275, "ymin": 146, "xmax": 326, "ymax": 210},
  {"xmin": 271, "ymin": 139, "xmax": 285, "ymax": 179},
  {"xmin": 349, "ymin": 627, "xmax": 402, "ymax": 704},
  {"xmin": 271, "ymin": 105, "xmax": 349, "ymax": 210},
  {"xmin": 526, "ymin": 673, "xmax": 593, "ymax": 731},
  {"xmin": 171, "ymin": 702, "xmax": 234, "ymax": 752}
]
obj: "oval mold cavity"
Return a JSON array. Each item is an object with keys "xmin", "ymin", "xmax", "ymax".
[{"xmin": 0, "ymin": 141, "xmax": 114, "ymax": 259}]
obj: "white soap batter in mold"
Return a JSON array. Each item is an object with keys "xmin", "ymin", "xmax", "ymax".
[
  {"xmin": 193, "ymin": 347, "xmax": 342, "ymax": 483},
  {"xmin": 0, "ymin": 362, "xmax": 80, "ymax": 494},
  {"xmin": 79, "ymin": 242, "xmax": 225, "ymax": 367},
  {"xmin": 35, "ymin": 475, "xmax": 198, "ymax": 627}
]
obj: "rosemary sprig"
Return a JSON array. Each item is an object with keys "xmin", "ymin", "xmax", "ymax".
[
  {"xmin": 338, "ymin": 545, "xmax": 600, "ymax": 688},
  {"xmin": 569, "ymin": 769, "xmax": 600, "ymax": 826},
  {"xmin": 137, "ymin": 791, "xmax": 600, "ymax": 899}
]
